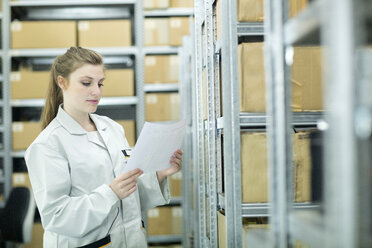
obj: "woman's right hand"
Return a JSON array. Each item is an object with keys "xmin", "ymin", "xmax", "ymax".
[{"xmin": 109, "ymin": 168, "xmax": 143, "ymax": 200}]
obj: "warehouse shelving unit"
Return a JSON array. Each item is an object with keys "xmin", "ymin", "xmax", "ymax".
[{"xmin": 142, "ymin": 5, "xmax": 194, "ymax": 247}]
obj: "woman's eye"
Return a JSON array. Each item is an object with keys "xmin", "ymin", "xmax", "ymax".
[
  {"xmin": 82, "ymin": 82, "xmax": 91, "ymax": 86},
  {"xmin": 98, "ymin": 83, "xmax": 104, "ymax": 87}
]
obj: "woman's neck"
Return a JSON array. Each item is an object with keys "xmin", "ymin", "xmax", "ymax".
[{"xmin": 62, "ymin": 105, "xmax": 97, "ymax": 132}]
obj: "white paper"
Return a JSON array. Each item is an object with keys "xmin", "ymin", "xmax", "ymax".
[{"xmin": 124, "ymin": 119, "xmax": 187, "ymax": 173}]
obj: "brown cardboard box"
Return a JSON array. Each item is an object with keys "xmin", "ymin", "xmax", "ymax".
[
  {"xmin": 143, "ymin": 0, "xmax": 169, "ymax": 9},
  {"xmin": 11, "ymin": 70, "xmax": 49, "ymax": 99},
  {"xmin": 218, "ymin": 211, "xmax": 226, "ymax": 248},
  {"xmin": 241, "ymin": 132, "xmax": 268, "ymax": 203},
  {"xmin": 145, "ymin": 93, "xmax": 180, "ymax": 121},
  {"xmin": 292, "ymin": 47, "xmax": 323, "ymax": 111},
  {"xmin": 169, "ymin": 0, "xmax": 194, "ymax": 8},
  {"xmin": 147, "ymin": 207, "xmax": 173, "ymax": 235},
  {"xmin": 293, "ymin": 132, "xmax": 311, "ymax": 202},
  {"xmin": 115, "ymin": 120, "xmax": 136, "ymax": 147},
  {"xmin": 169, "ymin": 173, "xmax": 182, "ymax": 197},
  {"xmin": 144, "ymin": 18, "xmax": 169, "ymax": 46},
  {"xmin": 238, "ymin": 42, "xmax": 303, "ymax": 112},
  {"xmin": 12, "ymin": 122, "xmax": 42, "ymax": 151},
  {"xmin": 78, "ymin": 20, "xmax": 131, "ymax": 47},
  {"xmin": 11, "ymin": 21, "xmax": 76, "ymax": 49},
  {"xmin": 216, "ymin": 0, "xmax": 221, "ymax": 40},
  {"xmin": 241, "ymin": 132, "xmax": 312, "ymax": 203},
  {"xmin": 145, "ymin": 55, "xmax": 179, "ymax": 83},
  {"xmin": 171, "ymin": 207, "xmax": 182, "ymax": 234},
  {"xmin": 169, "ymin": 17, "xmax": 190, "ymax": 46},
  {"xmin": 237, "ymin": 0, "xmax": 264, "ymax": 22},
  {"xmin": 23, "ymin": 223, "xmax": 44, "ymax": 248},
  {"xmin": 290, "ymin": 0, "xmax": 308, "ymax": 18},
  {"xmin": 102, "ymin": 69, "xmax": 134, "ymax": 97},
  {"xmin": 12, "ymin": 172, "xmax": 32, "ymax": 188}
]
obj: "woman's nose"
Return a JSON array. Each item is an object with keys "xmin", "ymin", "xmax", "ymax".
[{"xmin": 91, "ymin": 83, "xmax": 102, "ymax": 96}]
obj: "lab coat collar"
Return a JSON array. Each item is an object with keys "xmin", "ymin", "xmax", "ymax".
[{"xmin": 56, "ymin": 105, "xmax": 107, "ymax": 135}]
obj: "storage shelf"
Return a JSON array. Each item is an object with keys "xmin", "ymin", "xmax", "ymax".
[
  {"xmin": 11, "ymin": 151, "xmax": 26, "ymax": 158},
  {"xmin": 10, "ymin": 0, "xmax": 136, "ymax": 7},
  {"xmin": 0, "ymin": 13, "xmax": 3, "ymax": 19},
  {"xmin": 0, "ymin": 75, "xmax": 4, "ymax": 81},
  {"xmin": 144, "ymin": 46, "xmax": 179, "ymax": 55},
  {"xmin": 289, "ymin": 210, "xmax": 326, "ymax": 247},
  {"xmin": 215, "ymin": 38, "xmax": 222, "ymax": 54},
  {"xmin": 144, "ymin": 8, "xmax": 194, "ymax": 17},
  {"xmin": 237, "ymin": 22, "xmax": 264, "ymax": 36},
  {"xmin": 11, "ymin": 97, "xmax": 138, "ymax": 107},
  {"xmin": 0, "ymin": 126, "xmax": 4, "ymax": 132},
  {"xmin": 170, "ymin": 197, "xmax": 182, "ymax": 205},
  {"xmin": 144, "ymin": 83, "xmax": 179, "ymax": 92},
  {"xmin": 147, "ymin": 235, "xmax": 182, "ymax": 244},
  {"xmin": 0, "ymin": 202, "xmax": 4, "ymax": 208},
  {"xmin": 0, "ymin": 100, "xmax": 3, "ymax": 106},
  {"xmin": 0, "ymin": 151, "xmax": 4, "ymax": 157},
  {"xmin": 284, "ymin": 0, "xmax": 323, "ymax": 45},
  {"xmin": 242, "ymin": 203, "xmax": 269, "ymax": 217},
  {"xmin": 0, "ymin": 177, "xmax": 5, "ymax": 183},
  {"xmin": 10, "ymin": 47, "xmax": 137, "ymax": 57}
]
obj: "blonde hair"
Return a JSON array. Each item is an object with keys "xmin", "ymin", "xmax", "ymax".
[{"xmin": 41, "ymin": 47, "xmax": 103, "ymax": 129}]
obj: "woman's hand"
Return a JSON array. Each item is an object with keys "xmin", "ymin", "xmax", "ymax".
[
  {"xmin": 157, "ymin": 149, "xmax": 183, "ymax": 183},
  {"xmin": 110, "ymin": 168, "xmax": 143, "ymax": 199}
]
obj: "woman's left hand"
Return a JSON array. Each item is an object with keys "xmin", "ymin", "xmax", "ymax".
[{"xmin": 157, "ymin": 149, "xmax": 183, "ymax": 183}]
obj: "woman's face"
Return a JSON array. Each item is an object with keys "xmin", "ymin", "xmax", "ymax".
[{"xmin": 59, "ymin": 64, "xmax": 105, "ymax": 116}]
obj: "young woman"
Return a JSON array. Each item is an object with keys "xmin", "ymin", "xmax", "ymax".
[{"xmin": 25, "ymin": 47, "xmax": 183, "ymax": 248}]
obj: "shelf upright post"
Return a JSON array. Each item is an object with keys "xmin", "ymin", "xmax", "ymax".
[
  {"xmin": 2, "ymin": 0, "xmax": 12, "ymax": 206},
  {"xmin": 193, "ymin": 0, "xmax": 207, "ymax": 246},
  {"xmin": 264, "ymin": 0, "xmax": 292, "ymax": 247},
  {"xmin": 204, "ymin": 0, "xmax": 218, "ymax": 246},
  {"xmin": 220, "ymin": 0, "xmax": 242, "ymax": 247},
  {"xmin": 322, "ymin": 0, "xmax": 370, "ymax": 246}
]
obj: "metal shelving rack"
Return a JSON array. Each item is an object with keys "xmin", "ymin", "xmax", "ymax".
[
  {"xmin": 244, "ymin": 0, "xmax": 372, "ymax": 247},
  {"xmin": 142, "ymin": 5, "xmax": 194, "ymax": 246}
]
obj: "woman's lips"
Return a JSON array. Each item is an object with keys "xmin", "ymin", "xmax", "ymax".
[{"xmin": 87, "ymin": 100, "xmax": 99, "ymax": 104}]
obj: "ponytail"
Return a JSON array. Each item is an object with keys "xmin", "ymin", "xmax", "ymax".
[{"xmin": 40, "ymin": 47, "xmax": 103, "ymax": 129}]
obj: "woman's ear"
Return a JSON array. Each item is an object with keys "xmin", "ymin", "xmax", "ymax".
[{"xmin": 57, "ymin": 75, "xmax": 67, "ymax": 90}]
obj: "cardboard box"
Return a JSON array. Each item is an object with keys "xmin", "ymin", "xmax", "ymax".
[
  {"xmin": 238, "ymin": 42, "xmax": 303, "ymax": 112},
  {"xmin": 145, "ymin": 93, "xmax": 180, "ymax": 121},
  {"xmin": 145, "ymin": 55, "xmax": 179, "ymax": 83},
  {"xmin": 241, "ymin": 132, "xmax": 268, "ymax": 203},
  {"xmin": 169, "ymin": 17, "xmax": 190, "ymax": 46},
  {"xmin": 169, "ymin": 0, "xmax": 194, "ymax": 8},
  {"xmin": 292, "ymin": 47, "xmax": 323, "ymax": 111},
  {"xmin": 12, "ymin": 172, "xmax": 32, "ymax": 188},
  {"xmin": 11, "ymin": 21, "xmax": 76, "ymax": 49},
  {"xmin": 12, "ymin": 122, "xmax": 42, "ymax": 151},
  {"xmin": 143, "ymin": 0, "xmax": 169, "ymax": 9},
  {"xmin": 23, "ymin": 223, "xmax": 44, "ymax": 248},
  {"xmin": 293, "ymin": 132, "xmax": 311, "ymax": 202},
  {"xmin": 11, "ymin": 70, "xmax": 49, "ymax": 99},
  {"xmin": 144, "ymin": 18, "xmax": 169, "ymax": 46},
  {"xmin": 147, "ymin": 206, "xmax": 182, "ymax": 235},
  {"xmin": 102, "ymin": 69, "xmax": 134, "ymax": 97},
  {"xmin": 78, "ymin": 20, "xmax": 131, "ymax": 47},
  {"xmin": 237, "ymin": 0, "xmax": 264, "ymax": 22},
  {"xmin": 290, "ymin": 0, "xmax": 308, "ymax": 18},
  {"xmin": 218, "ymin": 211, "xmax": 226, "ymax": 248},
  {"xmin": 241, "ymin": 132, "xmax": 312, "ymax": 203},
  {"xmin": 169, "ymin": 173, "xmax": 182, "ymax": 197},
  {"xmin": 216, "ymin": 0, "xmax": 221, "ymax": 40},
  {"xmin": 115, "ymin": 120, "xmax": 136, "ymax": 147}
]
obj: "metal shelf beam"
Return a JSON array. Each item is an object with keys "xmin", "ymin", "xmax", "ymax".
[
  {"xmin": 147, "ymin": 235, "xmax": 182, "ymax": 244},
  {"xmin": 10, "ymin": 0, "xmax": 136, "ymax": 7},
  {"xmin": 144, "ymin": 8, "xmax": 194, "ymax": 17},
  {"xmin": 144, "ymin": 47, "xmax": 179, "ymax": 55},
  {"xmin": 10, "ymin": 47, "xmax": 137, "ymax": 57},
  {"xmin": 144, "ymin": 83, "xmax": 179, "ymax": 92},
  {"xmin": 237, "ymin": 22, "xmax": 264, "ymax": 36}
]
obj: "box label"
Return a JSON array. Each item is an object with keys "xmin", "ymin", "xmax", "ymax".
[
  {"xmin": 14, "ymin": 174, "xmax": 26, "ymax": 184},
  {"xmin": 11, "ymin": 22, "xmax": 22, "ymax": 32},
  {"xmin": 145, "ymin": 57, "xmax": 156, "ymax": 66},
  {"xmin": 78, "ymin": 21, "xmax": 90, "ymax": 31},
  {"xmin": 12, "ymin": 123, "xmax": 24, "ymax": 132},
  {"xmin": 10, "ymin": 72, "xmax": 21, "ymax": 82},
  {"xmin": 145, "ymin": 20, "xmax": 156, "ymax": 29},
  {"xmin": 148, "ymin": 208, "xmax": 159, "ymax": 218},
  {"xmin": 172, "ymin": 207, "xmax": 182, "ymax": 217},
  {"xmin": 147, "ymin": 95, "xmax": 158, "ymax": 104},
  {"xmin": 170, "ymin": 19, "xmax": 182, "ymax": 28}
]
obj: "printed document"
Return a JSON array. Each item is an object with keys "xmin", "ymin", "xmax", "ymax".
[{"xmin": 125, "ymin": 119, "xmax": 187, "ymax": 173}]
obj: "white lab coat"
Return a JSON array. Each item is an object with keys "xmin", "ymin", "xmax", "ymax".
[{"xmin": 25, "ymin": 106, "xmax": 170, "ymax": 248}]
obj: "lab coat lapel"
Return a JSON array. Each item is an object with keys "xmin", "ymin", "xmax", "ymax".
[{"xmin": 90, "ymin": 115, "xmax": 124, "ymax": 177}]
